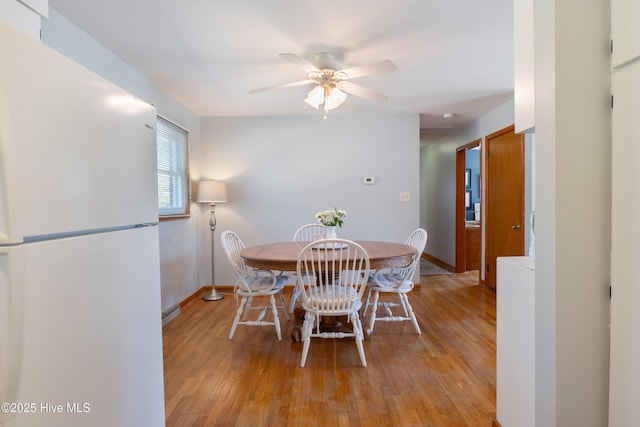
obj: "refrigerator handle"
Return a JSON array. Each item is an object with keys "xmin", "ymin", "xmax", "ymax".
[{"xmin": 0, "ymin": 248, "xmax": 24, "ymax": 422}]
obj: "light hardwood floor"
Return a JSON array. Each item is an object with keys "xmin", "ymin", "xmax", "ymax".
[{"xmin": 163, "ymin": 271, "xmax": 496, "ymax": 426}]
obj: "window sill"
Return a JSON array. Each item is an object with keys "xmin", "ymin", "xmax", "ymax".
[{"xmin": 160, "ymin": 214, "xmax": 191, "ymax": 222}]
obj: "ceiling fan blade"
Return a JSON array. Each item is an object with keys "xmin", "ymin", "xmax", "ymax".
[
  {"xmin": 278, "ymin": 53, "xmax": 320, "ymax": 73},
  {"xmin": 336, "ymin": 81, "xmax": 388, "ymax": 103},
  {"xmin": 338, "ymin": 60, "xmax": 397, "ymax": 79},
  {"xmin": 249, "ymin": 79, "xmax": 314, "ymax": 94}
]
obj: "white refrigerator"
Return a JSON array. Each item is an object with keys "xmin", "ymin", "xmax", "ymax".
[{"xmin": 0, "ymin": 21, "xmax": 165, "ymax": 427}]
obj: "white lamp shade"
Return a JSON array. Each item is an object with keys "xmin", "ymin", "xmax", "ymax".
[
  {"xmin": 304, "ymin": 85, "xmax": 325, "ymax": 109},
  {"xmin": 197, "ymin": 180, "xmax": 227, "ymax": 203},
  {"xmin": 324, "ymin": 87, "xmax": 347, "ymax": 110}
]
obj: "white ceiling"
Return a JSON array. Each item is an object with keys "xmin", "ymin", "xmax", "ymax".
[{"xmin": 48, "ymin": 0, "xmax": 514, "ymax": 132}]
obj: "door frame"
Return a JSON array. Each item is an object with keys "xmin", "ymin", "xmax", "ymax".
[{"xmin": 455, "ymin": 138, "xmax": 482, "ymax": 274}]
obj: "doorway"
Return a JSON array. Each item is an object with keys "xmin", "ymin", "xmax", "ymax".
[{"xmin": 455, "ymin": 139, "xmax": 482, "ymax": 274}]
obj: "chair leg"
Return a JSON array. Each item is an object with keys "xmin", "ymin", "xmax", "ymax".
[
  {"xmin": 398, "ymin": 292, "xmax": 410, "ymax": 317},
  {"xmin": 401, "ymin": 293, "xmax": 421, "ymax": 334},
  {"xmin": 362, "ymin": 287, "xmax": 372, "ymax": 317},
  {"xmin": 270, "ymin": 294, "xmax": 282, "ymax": 341},
  {"xmin": 352, "ymin": 312, "xmax": 367, "ymax": 367},
  {"xmin": 368, "ymin": 290, "xmax": 380, "ymax": 333},
  {"xmin": 279, "ymin": 290, "xmax": 290, "ymax": 320},
  {"xmin": 300, "ymin": 311, "xmax": 315, "ymax": 367},
  {"xmin": 289, "ymin": 283, "xmax": 299, "ymax": 314},
  {"xmin": 228, "ymin": 297, "xmax": 247, "ymax": 339},
  {"xmin": 242, "ymin": 296, "xmax": 253, "ymax": 321}
]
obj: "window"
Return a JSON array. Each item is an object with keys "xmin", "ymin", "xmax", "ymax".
[{"xmin": 156, "ymin": 116, "xmax": 190, "ymax": 217}]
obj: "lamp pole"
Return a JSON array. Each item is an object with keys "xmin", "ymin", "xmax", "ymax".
[
  {"xmin": 203, "ymin": 201, "xmax": 224, "ymax": 301},
  {"xmin": 196, "ymin": 180, "xmax": 227, "ymax": 302}
]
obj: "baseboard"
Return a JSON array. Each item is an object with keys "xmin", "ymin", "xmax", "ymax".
[
  {"xmin": 161, "ymin": 304, "xmax": 181, "ymax": 327},
  {"xmin": 160, "ymin": 285, "xmax": 234, "ymax": 328},
  {"xmin": 179, "ymin": 285, "xmax": 236, "ymax": 309},
  {"xmin": 178, "ymin": 287, "xmax": 206, "ymax": 309},
  {"xmin": 421, "ymin": 252, "xmax": 455, "ymax": 272}
]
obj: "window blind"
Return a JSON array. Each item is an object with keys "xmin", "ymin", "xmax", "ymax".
[{"xmin": 156, "ymin": 116, "xmax": 189, "ymax": 216}]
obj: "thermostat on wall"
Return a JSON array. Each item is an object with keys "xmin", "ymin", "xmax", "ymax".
[{"xmin": 362, "ymin": 176, "xmax": 376, "ymax": 185}]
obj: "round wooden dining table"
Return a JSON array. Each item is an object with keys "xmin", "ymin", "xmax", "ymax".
[
  {"xmin": 240, "ymin": 240, "xmax": 416, "ymax": 272},
  {"xmin": 240, "ymin": 240, "xmax": 417, "ymax": 341}
]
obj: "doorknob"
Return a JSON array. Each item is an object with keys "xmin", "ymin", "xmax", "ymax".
[{"xmin": 512, "ymin": 224, "xmax": 521, "ymax": 230}]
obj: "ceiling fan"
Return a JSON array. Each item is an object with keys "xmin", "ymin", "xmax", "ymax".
[{"xmin": 249, "ymin": 52, "xmax": 397, "ymax": 115}]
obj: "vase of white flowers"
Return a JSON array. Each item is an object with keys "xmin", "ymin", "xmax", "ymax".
[
  {"xmin": 315, "ymin": 208, "xmax": 347, "ymax": 239},
  {"xmin": 325, "ymin": 226, "xmax": 337, "ymax": 239}
]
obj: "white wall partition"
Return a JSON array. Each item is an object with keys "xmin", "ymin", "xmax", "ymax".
[
  {"xmin": 609, "ymin": 0, "xmax": 640, "ymax": 424},
  {"xmin": 534, "ymin": 0, "xmax": 611, "ymax": 425}
]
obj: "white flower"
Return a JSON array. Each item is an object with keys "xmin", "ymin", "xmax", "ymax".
[{"xmin": 315, "ymin": 207, "xmax": 347, "ymax": 227}]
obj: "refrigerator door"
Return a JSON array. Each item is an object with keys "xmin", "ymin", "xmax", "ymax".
[
  {"xmin": 0, "ymin": 20, "xmax": 158, "ymax": 244},
  {"xmin": 8, "ymin": 226, "xmax": 164, "ymax": 427}
]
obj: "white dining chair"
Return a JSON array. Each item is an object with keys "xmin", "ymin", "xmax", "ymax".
[
  {"xmin": 289, "ymin": 223, "xmax": 327, "ymax": 313},
  {"xmin": 296, "ymin": 239, "xmax": 370, "ymax": 367},
  {"xmin": 220, "ymin": 230, "xmax": 289, "ymax": 340},
  {"xmin": 293, "ymin": 223, "xmax": 328, "ymax": 242},
  {"xmin": 363, "ymin": 228, "xmax": 428, "ymax": 335}
]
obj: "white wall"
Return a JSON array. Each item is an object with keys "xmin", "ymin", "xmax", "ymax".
[
  {"xmin": 41, "ymin": 9, "xmax": 205, "ymax": 312},
  {"xmin": 420, "ymin": 129, "xmax": 457, "ymax": 263},
  {"xmin": 534, "ymin": 0, "xmax": 611, "ymax": 425},
  {"xmin": 201, "ymin": 114, "xmax": 421, "ymax": 286}
]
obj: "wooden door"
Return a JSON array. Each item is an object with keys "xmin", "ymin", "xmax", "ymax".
[{"xmin": 485, "ymin": 125, "xmax": 524, "ymax": 289}]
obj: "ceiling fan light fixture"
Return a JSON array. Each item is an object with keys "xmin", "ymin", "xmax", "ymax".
[
  {"xmin": 251, "ymin": 53, "xmax": 395, "ymax": 117},
  {"xmin": 304, "ymin": 85, "xmax": 324, "ymax": 109},
  {"xmin": 324, "ymin": 87, "xmax": 347, "ymax": 111}
]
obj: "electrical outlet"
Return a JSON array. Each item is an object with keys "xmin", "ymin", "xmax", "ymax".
[
  {"xmin": 362, "ymin": 176, "xmax": 376, "ymax": 185},
  {"xmin": 400, "ymin": 191, "xmax": 411, "ymax": 201}
]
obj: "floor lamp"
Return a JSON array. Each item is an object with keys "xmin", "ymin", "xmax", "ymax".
[{"xmin": 197, "ymin": 180, "xmax": 227, "ymax": 301}]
